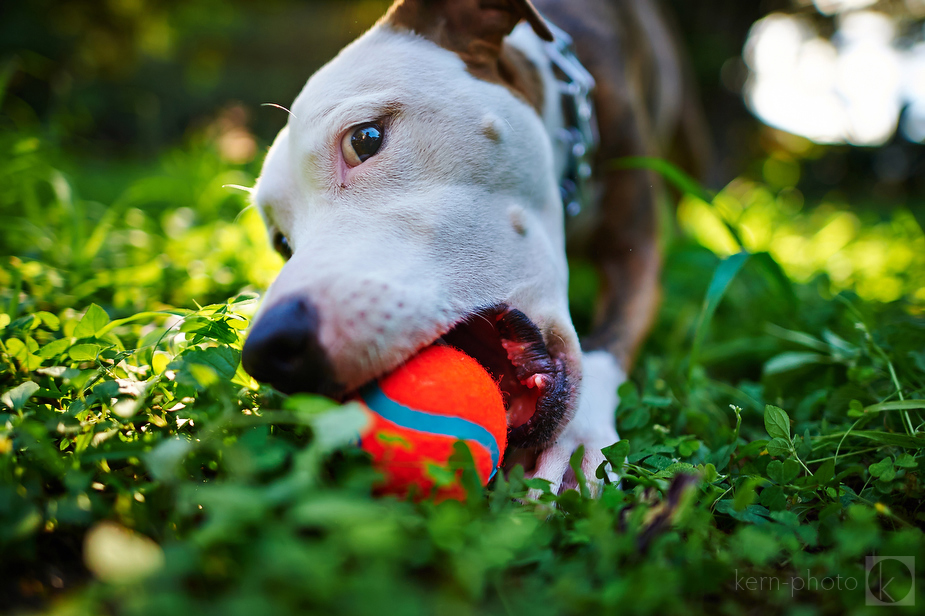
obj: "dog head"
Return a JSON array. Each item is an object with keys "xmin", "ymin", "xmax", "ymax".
[{"xmin": 242, "ymin": 0, "xmax": 580, "ymax": 448}]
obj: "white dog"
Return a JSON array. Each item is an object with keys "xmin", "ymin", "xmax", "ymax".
[{"xmin": 242, "ymin": 0, "xmax": 704, "ymax": 494}]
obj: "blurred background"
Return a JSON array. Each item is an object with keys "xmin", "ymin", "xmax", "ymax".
[
  {"xmin": 0, "ymin": 0, "xmax": 923, "ymax": 315},
  {"xmin": 5, "ymin": 5, "xmax": 925, "ymax": 612}
]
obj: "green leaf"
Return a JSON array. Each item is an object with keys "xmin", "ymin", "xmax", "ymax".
[
  {"xmin": 848, "ymin": 399, "xmax": 865, "ymax": 418},
  {"xmin": 763, "ymin": 352, "xmax": 829, "ymax": 376},
  {"xmin": 864, "ymin": 399, "xmax": 925, "ymax": 413},
  {"xmin": 770, "ymin": 510, "xmax": 800, "ymax": 526},
  {"xmin": 701, "ymin": 463, "xmax": 718, "ymax": 483},
  {"xmin": 601, "ymin": 440, "xmax": 630, "ymax": 475},
  {"xmin": 619, "ymin": 405, "xmax": 650, "ymax": 430},
  {"xmin": 629, "ymin": 445, "xmax": 675, "ymax": 462},
  {"xmin": 733, "ymin": 476, "xmax": 764, "ymax": 511},
  {"xmin": 180, "ymin": 317, "xmax": 238, "ymax": 345},
  {"xmin": 767, "ymin": 438, "xmax": 791, "ymax": 457},
  {"xmin": 711, "ymin": 442, "xmax": 737, "ymax": 473},
  {"xmin": 171, "ymin": 346, "xmax": 239, "ymax": 383},
  {"xmin": 875, "ymin": 478, "xmax": 895, "ymax": 493},
  {"xmin": 813, "ymin": 459, "xmax": 835, "ymax": 485},
  {"xmin": 781, "ymin": 459, "xmax": 800, "ymax": 484},
  {"xmin": 894, "ymin": 453, "xmax": 918, "ymax": 468},
  {"xmin": 766, "ymin": 459, "xmax": 799, "ymax": 484},
  {"xmin": 617, "ymin": 380, "xmax": 640, "ymax": 406},
  {"xmin": 758, "ymin": 485, "xmax": 787, "ymax": 511},
  {"xmin": 750, "ymin": 252, "xmax": 797, "ymax": 308},
  {"xmin": 847, "ymin": 431, "xmax": 925, "ymax": 448},
  {"xmin": 868, "ymin": 458, "xmax": 895, "ymax": 482},
  {"xmin": 764, "ymin": 405, "xmax": 791, "ymax": 441},
  {"xmin": 74, "ymin": 304, "xmax": 110, "ymax": 338},
  {"xmin": 733, "ymin": 525, "xmax": 782, "ymax": 566},
  {"xmin": 766, "ymin": 460, "xmax": 783, "ymax": 483},
  {"xmin": 714, "ymin": 500, "xmax": 772, "ymax": 524},
  {"xmin": 688, "ymin": 252, "xmax": 750, "ymax": 380},
  {"xmin": 69, "ymin": 343, "xmax": 103, "ymax": 362},
  {"xmin": 187, "ymin": 364, "xmax": 218, "ymax": 388},
  {"xmin": 284, "ymin": 395, "xmax": 342, "ymax": 415},
  {"xmin": 609, "ymin": 156, "xmax": 714, "ymax": 203},
  {"xmin": 678, "ymin": 439, "xmax": 701, "ymax": 457},
  {"xmin": 37, "ymin": 338, "xmax": 72, "ymax": 359},
  {"xmin": 35, "ymin": 311, "xmax": 60, "ymax": 331},
  {"xmin": 654, "ymin": 462, "xmax": 697, "ymax": 479},
  {"xmin": 569, "ymin": 445, "xmax": 589, "ymax": 498},
  {"xmin": 764, "ymin": 323, "xmax": 829, "ymax": 352},
  {"xmin": 1, "ymin": 381, "xmax": 40, "ymax": 410},
  {"xmin": 644, "ymin": 454, "xmax": 674, "ymax": 471}
]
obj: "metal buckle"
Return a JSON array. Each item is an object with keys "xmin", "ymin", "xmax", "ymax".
[{"xmin": 544, "ymin": 21, "xmax": 599, "ymax": 218}]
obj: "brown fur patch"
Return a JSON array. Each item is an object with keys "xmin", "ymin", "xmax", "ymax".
[
  {"xmin": 384, "ymin": 0, "xmax": 545, "ymax": 113},
  {"xmin": 528, "ymin": 0, "xmax": 708, "ymax": 371}
]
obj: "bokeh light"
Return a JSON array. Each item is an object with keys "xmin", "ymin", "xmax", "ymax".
[{"xmin": 744, "ymin": 7, "xmax": 925, "ymax": 145}]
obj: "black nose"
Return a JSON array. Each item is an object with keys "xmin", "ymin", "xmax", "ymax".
[{"xmin": 241, "ymin": 297, "xmax": 341, "ymax": 396}]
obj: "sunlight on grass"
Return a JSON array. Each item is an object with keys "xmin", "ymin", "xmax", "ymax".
[
  {"xmin": 3, "ymin": 132, "xmax": 924, "ymax": 616},
  {"xmin": 160, "ymin": 205, "xmax": 283, "ymax": 302},
  {"xmin": 678, "ymin": 177, "xmax": 925, "ymax": 306},
  {"xmin": 0, "ymin": 131, "xmax": 284, "ymax": 316}
]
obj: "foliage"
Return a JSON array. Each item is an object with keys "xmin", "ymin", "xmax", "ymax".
[
  {"xmin": 679, "ymin": 178, "xmax": 925, "ymax": 306},
  {"xmin": 2, "ymin": 127, "xmax": 925, "ymax": 616},
  {"xmin": 0, "ymin": 0, "xmax": 392, "ymax": 154}
]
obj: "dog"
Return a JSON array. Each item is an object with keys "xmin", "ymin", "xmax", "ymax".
[{"xmin": 241, "ymin": 0, "xmax": 706, "ymax": 495}]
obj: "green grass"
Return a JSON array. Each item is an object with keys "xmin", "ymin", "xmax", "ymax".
[{"xmin": 1, "ymin": 127, "xmax": 924, "ymax": 616}]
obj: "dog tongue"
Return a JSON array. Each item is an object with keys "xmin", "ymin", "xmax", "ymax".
[{"xmin": 506, "ymin": 384, "xmax": 542, "ymax": 428}]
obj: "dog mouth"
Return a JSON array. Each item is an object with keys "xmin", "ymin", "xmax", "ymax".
[{"xmin": 438, "ymin": 304, "xmax": 572, "ymax": 449}]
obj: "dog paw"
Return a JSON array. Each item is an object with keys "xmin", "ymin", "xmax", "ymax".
[
  {"xmin": 525, "ymin": 350, "xmax": 625, "ymax": 499},
  {"xmin": 525, "ymin": 420, "xmax": 619, "ymax": 498}
]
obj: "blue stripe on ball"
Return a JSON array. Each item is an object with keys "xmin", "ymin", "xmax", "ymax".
[{"xmin": 360, "ymin": 383, "xmax": 501, "ymax": 479}]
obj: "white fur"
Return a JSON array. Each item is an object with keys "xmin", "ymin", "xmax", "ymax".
[
  {"xmin": 253, "ymin": 23, "xmax": 622, "ymax": 492},
  {"xmin": 506, "ymin": 23, "xmax": 568, "ymax": 180}
]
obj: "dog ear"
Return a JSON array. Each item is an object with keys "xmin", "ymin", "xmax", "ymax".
[{"xmin": 384, "ymin": 1, "xmax": 553, "ymax": 79}]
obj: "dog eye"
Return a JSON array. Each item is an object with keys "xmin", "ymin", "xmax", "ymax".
[
  {"xmin": 341, "ymin": 123, "xmax": 383, "ymax": 167},
  {"xmin": 273, "ymin": 232, "xmax": 293, "ymax": 260}
]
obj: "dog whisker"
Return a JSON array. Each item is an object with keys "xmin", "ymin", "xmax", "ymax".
[
  {"xmin": 260, "ymin": 102, "xmax": 298, "ymax": 119},
  {"xmin": 234, "ymin": 203, "xmax": 257, "ymax": 224},
  {"xmin": 473, "ymin": 312, "xmax": 495, "ymax": 329},
  {"xmin": 223, "ymin": 184, "xmax": 255, "ymax": 194},
  {"xmin": 549, "ymin": 331, "xmax": 567, "ymax": 347}
]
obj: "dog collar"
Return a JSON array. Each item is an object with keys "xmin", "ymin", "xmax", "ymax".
[{"xmin": 543, "ymin": 20, "xmax": 600, "ymax": 220}]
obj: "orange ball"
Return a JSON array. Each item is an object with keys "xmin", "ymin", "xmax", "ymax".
[{"xmin": 358, "ymin": 345, "xmax": 508, "ymax": 501}]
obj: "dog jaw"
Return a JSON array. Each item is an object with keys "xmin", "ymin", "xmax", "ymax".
[{"xmin": 248, "ymin": 25, "xmax": 581, "ymax": 446}]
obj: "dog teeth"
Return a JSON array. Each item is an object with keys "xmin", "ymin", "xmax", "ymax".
[{"xmin": 522, "ymin": 374, "xmax": 547, "ymax": 391}]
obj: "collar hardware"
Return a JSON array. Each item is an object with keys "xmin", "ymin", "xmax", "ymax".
[{"xmin": 543, "ymin": 21, "xmax": 599, "ymax": 219}]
